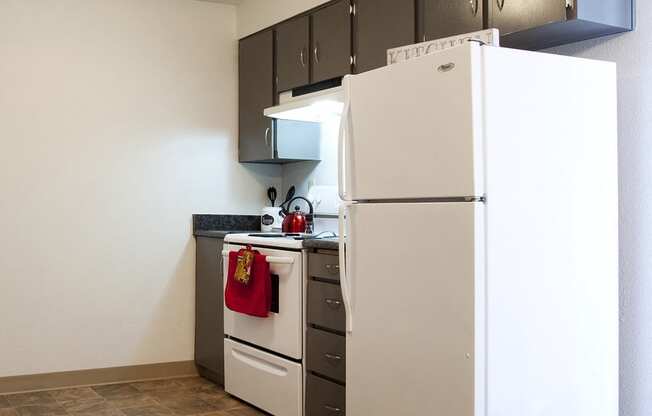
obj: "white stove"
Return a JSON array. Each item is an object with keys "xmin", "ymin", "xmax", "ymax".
[
  {"xmin": 224, "ymin": 232, "xmax": 307, "ymax": 249},
  {"xmin": 225, "ymin": 231, "xmax": 337, "ymax": 250},
  {"xmin": 222, "ymin": 231, "xmax": 307, "ymax": 416}
]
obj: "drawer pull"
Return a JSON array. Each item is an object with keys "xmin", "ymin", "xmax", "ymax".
[
  {"xmin": 324, "ymin": 353, "xmax": 343, "ymax": 361},
  {"xmin": 324, "ymin": 264, "xmax": 340, "ymax": 273},
  {"xmin": 231, "ymin": 348, "xmax": 288, "ymax": 377},
  {"xmin": 324, "ymin": 298, "xmax": 342, "ymax": 308},
  {"xmin": 324, "ymin": 405, "xmax": 342, "ymax": 413}
]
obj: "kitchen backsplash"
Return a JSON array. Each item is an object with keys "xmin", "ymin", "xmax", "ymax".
[{"xmin": 280, "ymin": 118, "xmax": 340, "ymax": 215}]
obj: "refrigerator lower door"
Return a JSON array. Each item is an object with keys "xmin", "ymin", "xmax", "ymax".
[
  {"xmin": 339, "ymin": 43, "xmax": 484, "ymax": 201},
  {"xmin": 343, "ymin": 202, "xmax": 485, "ymax": 416}
]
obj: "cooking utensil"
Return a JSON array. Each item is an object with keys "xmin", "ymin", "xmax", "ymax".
[
  {"xmin": 293, "ymin": 231, "xmax": 337, "ymax": 241},
  {"xmin": 267, "ymin": 187, "xmax": 277, "ymax": 207},
  {"xmin": 281, "ymin": 196, "xmax": 314, "ymax": 233},
  {"xmin": 279, "ymin": 186, "xmax": 296, "ymax": 216}
]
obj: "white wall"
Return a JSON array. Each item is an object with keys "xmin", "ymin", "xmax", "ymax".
[
  {"xmin": 0, "ymin": 0, "xmax": 280, "ymax": 377},
  {"xmin": 237, "ymin": 0, "xmax": 329, "ymax": 38},
  {"xmin": 281, "ymin": 120, "xmax": 339, "ymax": 215},
  {"xmin": 548, "ymin": 5, "xmax": 651, "ymax": 415}
]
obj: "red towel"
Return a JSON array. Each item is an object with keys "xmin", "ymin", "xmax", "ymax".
[{"xmin": 225, "ymin": 248, "xmax": 272, "ymax": 318}]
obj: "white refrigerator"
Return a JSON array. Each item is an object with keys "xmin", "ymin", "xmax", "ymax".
[{"xmin": 336, "ymin": 43, "xmax": 618, "ymax": 416}]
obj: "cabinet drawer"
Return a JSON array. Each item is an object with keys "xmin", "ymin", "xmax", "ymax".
[
  {"xmin": 307, "ymin": 374, "xmax": 345, "ymax": 416},
  {"xmin": 307, "ymin": 327, "xmax": 346, "ymax": 383},
  {"xmin": 308, "ymin": 280, "xmax": 345, "ymax": 332},
  {"xmin": 309, "ymin": 253, "xmax": 340, "ymax": 283}
]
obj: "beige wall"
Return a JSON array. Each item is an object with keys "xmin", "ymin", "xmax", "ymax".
[
  {"xmin": 0, "ymin": 0, "xmax": 279, "ymax": 377},
  {"xmin": 237, "ymin": 0, "xmax": 329, "ymax": 38}
]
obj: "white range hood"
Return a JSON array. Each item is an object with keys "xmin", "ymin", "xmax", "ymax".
[{"xmin": 264, "ymin": 87, "xmax": 344, "ymax": 123}]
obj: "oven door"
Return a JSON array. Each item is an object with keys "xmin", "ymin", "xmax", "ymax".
[{"xmin": 223, "ymin": 244, "xmax": 303, "ymax": 359}]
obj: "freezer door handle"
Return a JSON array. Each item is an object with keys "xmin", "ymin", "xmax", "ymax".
[
  {"xmin": 339, "ymin": 202, "xmax": 354, "ymax": 333},
  {"xmin": 338, "ymin": 76, "xmax": 352, "ymax": 201}
]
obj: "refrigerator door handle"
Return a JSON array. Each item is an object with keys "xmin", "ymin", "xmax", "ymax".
[
  {"xmin": 338, "ymin": 76, "xmax": 352, "ymax": 202},
  {"xmin": 339, "ymin": 201, "xmax": 354, "ymax": 333}
]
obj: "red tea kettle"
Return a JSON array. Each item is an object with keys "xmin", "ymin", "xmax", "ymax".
[{"xmin": 280, "ymin": 196, "xmax": 314, "ymax": 233}]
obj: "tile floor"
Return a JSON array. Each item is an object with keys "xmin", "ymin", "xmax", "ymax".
[{"xmin": 0, "ymin": 377, "xmax": 266, "ymax": 416}]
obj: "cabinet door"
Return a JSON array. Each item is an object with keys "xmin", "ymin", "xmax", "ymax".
[
  {"xmin": 239, "ymin": 30, "xmax": 274, "ymax": 162},
  {"xmin": 422, "ymin": 0, "xmax": 483, "ymax": 41},
  {"xmin": 195, "ymin": 237, "xmax": 225, "ymax": 384},
  {"xmin": 311, "ymin": 0, "xmax": 352, "ymax": 83},
  {"xmin": 354, "ymin": 0, "xmax": 415, "ymax": 73},
  {"xmin": 276, "ymin": 16, "xmax": 310, "ymax": 92},
  {"xmin": 491, "ymin": 0, "xmax": 567, "ymax": 35}
]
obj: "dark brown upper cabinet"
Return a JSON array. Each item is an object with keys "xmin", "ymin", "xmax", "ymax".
[
  {"xmin": 420, "ymin": 0, "xmax": 483, "ymax": 42},
  {"xmin": 238, "ymin": 30, "xmax": 275, "ymax": 163},
  {"xmin": 490, "ymin": 0, "xmax": 567, "ymax": 37},
  {"xmin": 311, "ymin": 0, "xmax": 352, "ymax": 84},
  {"xmin": 276, "ymin": 16, "xmax": 310, "ymax": 92},
  {"xmin": 490, "ymin": 0, "xmax": 633, "ymax": 50},
  {"xmin": 353, "ymin": 0, "xmax": 416, "ymax": 74}
]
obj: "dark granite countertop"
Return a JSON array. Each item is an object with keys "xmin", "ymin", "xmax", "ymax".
[
  {"xmin": 302, "ymin": 237, "xmax": 339, "ymax": 251},
  {"xmin": 193, "ymin": 214, "xmax": 260, "ymax": 238},
  {"xmin": 194, "ymin": 230, "xmax": 251, "ymax": 239}
]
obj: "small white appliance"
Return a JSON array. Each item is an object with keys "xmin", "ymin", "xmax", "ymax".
[
  {"xmin": 261, "ymin": 207, "xmax": 282, "ymax": 232},
  {"xmin": 267, "ymin": 42, "xmax": 619, "ymax": 416},
  {"xmin": 222, "ymin": 233, "xmax": 305, "ymax": 416}
]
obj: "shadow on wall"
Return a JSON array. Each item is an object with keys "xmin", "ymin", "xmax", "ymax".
[
  {"xmin": 135, "ymin": 236, "xmax": 196, "ymax": 364},
  {"xmin": 547, "ymin": 6, "xmax": 652, "ymax": 415}
]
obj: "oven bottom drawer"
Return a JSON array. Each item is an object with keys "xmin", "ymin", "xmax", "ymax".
[{"xmin": 224, "ymin": 338, "xmax": 303, "ymax": 416}]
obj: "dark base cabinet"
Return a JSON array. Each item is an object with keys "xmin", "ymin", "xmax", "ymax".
[
  {"xmin": 307, "ymin": 374, "xmax": 346, "ymax": 416},
  {"xmin": 195, "ymin": 236, "xmax": 225, "ymax": 385},
  {"xmin": 306, "ymin": 250, "xmax": 346, "ymax": 415}
]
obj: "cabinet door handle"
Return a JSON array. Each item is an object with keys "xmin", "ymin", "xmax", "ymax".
[
  {"xmin": 324, "ymin": 353, "xmax": 343, "ymax": 361},
  {"xmin": 314, "ymin": 43, "xmax": 320, "ymax": 64},
  {"xmin": 497, "ymin": 0, "xmax": 505, "ymax": 11},
  {"xmin": 470, "ymin": 0, "xmax": 479, "ymax": 16},
  {"xmin": 325, "ymin": 298, "xmax": 342, "ymax": 308},
  {"xmin": 299, "ymin": 47, "xmax": 306, "ymax": 67},
  {"xmin": 264, "ymin": 127, "xmax": 270, "ymax": 146},
  {"xmin": 324, "ymin": 405, "xmax": 342, "ymax": 413}
]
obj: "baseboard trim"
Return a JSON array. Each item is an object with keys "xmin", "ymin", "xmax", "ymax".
[{"xmin": 0, "ymin": 361, "xmax": 198, "ymax": 394}]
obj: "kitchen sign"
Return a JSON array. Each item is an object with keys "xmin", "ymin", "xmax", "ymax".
[{"xmin": 387, "ymin": 29, "xmax": 500, "ymax": 65}]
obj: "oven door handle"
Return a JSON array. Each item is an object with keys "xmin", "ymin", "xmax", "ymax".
[
  {"xmin": 221, "ymin": 251, "xmax": 294, "ymax": 265},
  {"xmin": 265, "ymin": 256, "xmax": 294, "ymax": 264}
]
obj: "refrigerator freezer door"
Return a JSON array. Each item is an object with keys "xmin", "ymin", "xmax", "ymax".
[
  {"xmin": 344, "ymin": 202, "xmax": 485, "ymax": 416},
  {"xmin": 340, "ymin": 43, "xmax": 484, "ymax": 201}
]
